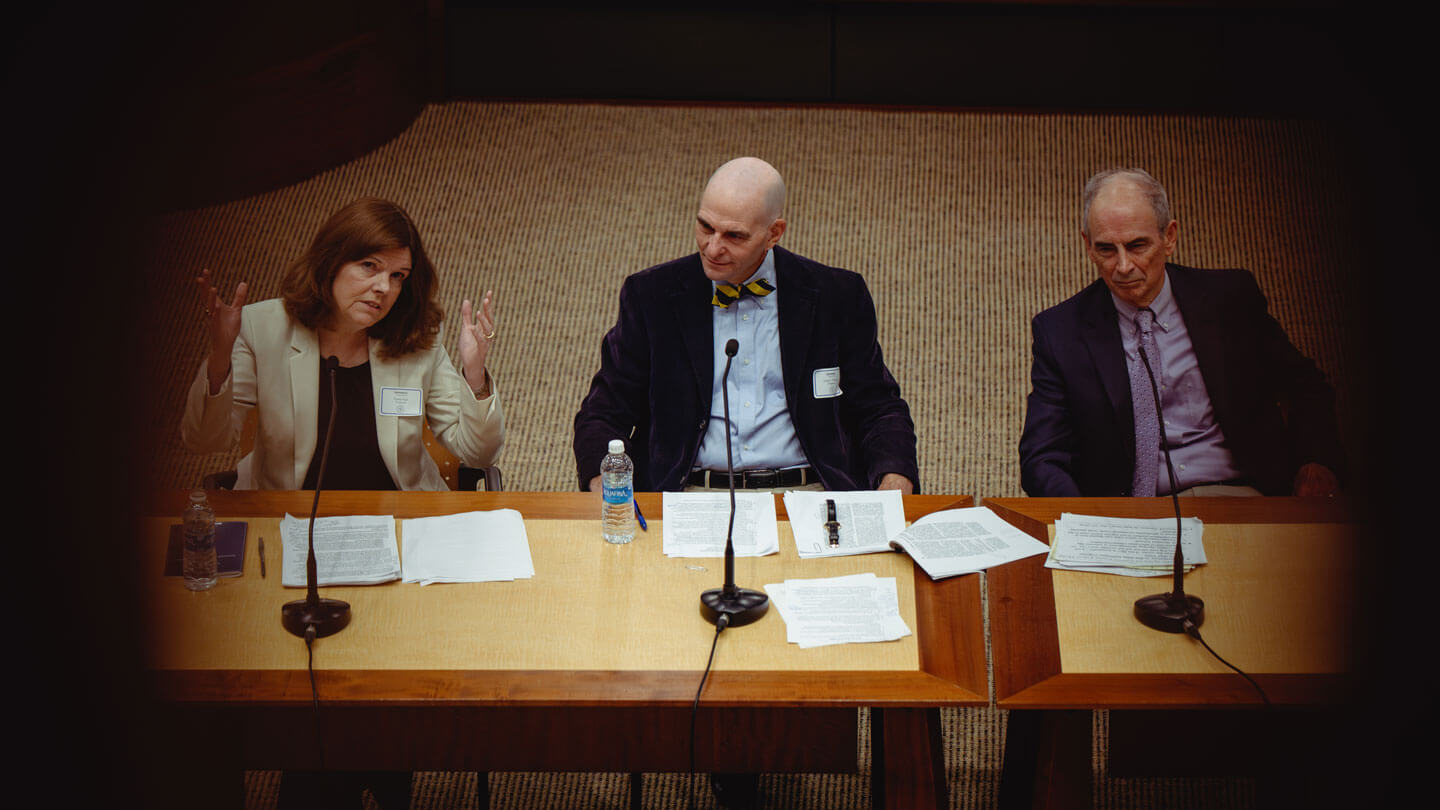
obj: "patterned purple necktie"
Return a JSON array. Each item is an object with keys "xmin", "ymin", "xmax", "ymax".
[{"xmin": 1130, "ymin": 308, "xmax": 1160, "ymax": 497}]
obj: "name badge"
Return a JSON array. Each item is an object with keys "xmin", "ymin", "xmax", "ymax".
[
  {"xmin": 379, "ymin": 387, "xmax": 423, "ymax": 416},
  {"xmin": 812, "ymin": 367, "xmax": 842, "ymax": 399}
]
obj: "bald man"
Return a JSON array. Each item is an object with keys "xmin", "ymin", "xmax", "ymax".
[
  {"xmin": 574, "ymin": 157, "xmax": 919, "ymax": 493},
  {"xmin": 1019, "ymin": 167, "xmax": 1343, "ymax": 498}
]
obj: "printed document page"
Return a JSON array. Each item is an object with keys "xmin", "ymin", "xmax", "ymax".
[
  {"xmin": 765, "ymin": 573, "xmax": 911, "ymax": 648},
  {"xmin": 888, "ymin": 507, "xmax": 1049, "ymax": 579},
  {"xmin": 400, "ymin": 509, "xmax": 535, "ymax": 585},
  {"xmin": 280, "ymin": 513, "xmax": 400, "ymax": 587},
  {"xmin": 783, "ymin": 490, "xmax": 906, "ymax": 558},
  {"xmin": 661, "ymin": 492, "xmax": 780, "ymax": 557},
  {"xmin": 1046, "ymin": 513, "xmax": 1205, "ymax": 576}
]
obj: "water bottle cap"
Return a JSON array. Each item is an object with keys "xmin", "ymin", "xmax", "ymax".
[
  {"xmin": 190, "ymin": 489, "xmax": 207, "ymax": 503},
  {"xmin": 608, "ymin": 439, "xmax": 625, "ymax": 454}
]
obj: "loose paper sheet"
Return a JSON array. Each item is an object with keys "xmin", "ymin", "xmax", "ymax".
[
  {"xmin": 887, "ymin": 507, "xmax": 1049, "ymax": 579},
  {"xmin": 661, "ymin": 492, "xmax": 780, "ymax": 557},
  {"xmin": 766, "ymin": 573, "xmax": 911, "ymax": 648},
  {"xmin": 400, "ymin": 509, "xmax": 535, "ymax": 585},
  {"xmin": 279, "ymin": 513, "xmax": 400, "ymax": 587},
  {"xmin": 782, "ymin": 490, "xmax": 906, "ymax": 558},
  {"xmin": 1046, "ymin": 513, "xmax": 1206, "ymax": 576}
]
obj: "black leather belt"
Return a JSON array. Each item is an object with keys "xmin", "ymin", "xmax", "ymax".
[
  {"xmin": 1168, "ymin": 477, "xmax": 1256, "ymax": 494},
  {"xmin": 687, "ymin": 467, "xmax": 818, "ymax": 489}
]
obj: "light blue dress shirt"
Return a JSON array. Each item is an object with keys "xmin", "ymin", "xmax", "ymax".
[
  {"xmin": 694, "ymin": 250, "xmax": 808, "ymax": 472},
  {"xmin": 1113, "ymin": 272, "xmax": 1244, "ymax": 494}
]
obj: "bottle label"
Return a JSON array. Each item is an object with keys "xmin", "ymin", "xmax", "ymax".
[{"xmin": 603, "ymin": 482, "xmax": 632, "ymax": 504}]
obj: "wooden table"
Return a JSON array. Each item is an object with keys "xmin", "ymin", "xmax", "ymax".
[
  {"xmin": 144, "ymin": 491, "xmax": 987, "ymax": 809},
  {"xmin": 984, "ymin": 497, "xmax": 1360, "ymax": 810}
]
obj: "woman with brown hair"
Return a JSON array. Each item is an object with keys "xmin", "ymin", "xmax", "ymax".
[{"xmin": 182, "ymin": 197, "xmax": 503, "ymax": 490}]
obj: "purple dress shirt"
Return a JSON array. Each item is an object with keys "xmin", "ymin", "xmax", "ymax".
[{"xmin": 1112, "ymin": 272, "xmax": 1245, "ymax": 494}]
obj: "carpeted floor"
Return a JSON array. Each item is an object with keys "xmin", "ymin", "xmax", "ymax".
[{"xmin": 142, "ymin": 101, "xmax": 1364, "ymax": 809}]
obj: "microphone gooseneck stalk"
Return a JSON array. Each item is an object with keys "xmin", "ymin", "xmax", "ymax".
[
  {"xmin": 1132, "ymin": 336, "xmax": 1203, "ymax": 634},
  {"xmin": 282, "ymin": 356, "xmax": 352, "ymax": 639},
  {"xmin": 700, "ymin": 338, "xmax": 769, "ymax": 628},
  {"xmin": 723, "ymin": 340, "xmax": 737, "ymax": 595}
]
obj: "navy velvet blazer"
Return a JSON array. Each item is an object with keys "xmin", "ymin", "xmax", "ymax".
[
  {"xmin": 1018, "ymin": 264, "xmax": 1343, "ymax": 497},
  {"xmin": 574, "ymin": 246, "xmax": 919, "ymax": 492}
]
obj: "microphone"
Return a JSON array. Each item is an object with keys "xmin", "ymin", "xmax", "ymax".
[
  {"xmin": 1131, "ymin": 337, "xmax": 1203, "ymax": 634},
  {"xmin": 700, "ymin": 339, "xmax": 769, "ymax": 628},
  {"xmin": 282, "ymin": 355, "xmax": 352, "ymax": 639}
]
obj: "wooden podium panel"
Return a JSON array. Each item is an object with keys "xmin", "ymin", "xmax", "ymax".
[
  {"xmin": 144, "ymin": 519, "xmax": 920, "ymax": 674},
  {"xmin": 986, "ymin": 497, "xmax": 1358, "ymax": 709},
  {"xmin": 984, "ymin": 497, "xmax": 1362, "ymax": 810},
  {"xmin": 1051, "ymin": 522, "xmax": 1356, "ymax": 676},
  {"xmin": 144, "ymin": 491, "xmax": 987, "ymax": 810}
]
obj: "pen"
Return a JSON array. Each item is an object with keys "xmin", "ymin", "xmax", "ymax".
[
  {"xmin": 633, "ymin": 499, "xmax": 648, "ymax": 532},
  {"xmin": 825, "ymin": 499, "xmax": 840, "ymax": 547},
  {"xmin": 258, "ymin": 536, "xmax": 267, "ymax": 578}
]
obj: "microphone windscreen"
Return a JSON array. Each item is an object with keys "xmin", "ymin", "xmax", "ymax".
[
  {"xmin": 324, "ymin": 355, "xmax": 340, "ymax": 371},
  {"xmin": 725, "ymin": 339, "xmax": 739, "ymax": 357}
]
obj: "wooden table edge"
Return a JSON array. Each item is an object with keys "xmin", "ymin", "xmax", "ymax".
[
  {"xmin": 995, "ymin": 669, "xmax": 1356, "ymax": 709},
  {"xmin": 150, "ymin": 667, "xmax": 990, "ymax": 707}
]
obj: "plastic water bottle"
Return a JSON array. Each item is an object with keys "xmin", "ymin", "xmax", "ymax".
[
  {"xmin": 601, "ymin": 439, "xmax": 636, "ymax": 544},
  {"xmin": 182, "ymin": 489, "xmax": 218, "ymax": 591}
]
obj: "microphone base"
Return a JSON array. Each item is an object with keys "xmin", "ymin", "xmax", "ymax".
[
  {"xmin": 282, "ymin": 597, "xmax": 352, "ymax": 639},
  {"xmin": 700, "ymin": 587, "xmax": 770, "ymax": 628},
  {"xmin": 1134, "ymin": 592, "xmax": 1204, "ymax": 634}
]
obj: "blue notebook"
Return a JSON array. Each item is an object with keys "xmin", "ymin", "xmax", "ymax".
[{"xmin": 165, "ymin": 521, "xmax": 248, "ymax": 577}]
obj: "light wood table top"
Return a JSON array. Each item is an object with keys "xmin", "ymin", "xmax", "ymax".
[
  {"xmin": 144, "ymin": 491, "xmax": 988, "ymax": 709},
  {"xmin": 984, "ymin": 497, "xmax": 1361, "ymax": 708}
]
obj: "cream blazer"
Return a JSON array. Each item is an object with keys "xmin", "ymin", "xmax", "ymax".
[{"xmin": 182, "ymin": 299, "xmax": 503, "ymax": 490}]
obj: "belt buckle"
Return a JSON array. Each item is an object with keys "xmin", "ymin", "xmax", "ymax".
[{"xmin": 745, "ymin": 469, "xmax": 778, "ymax": 489}]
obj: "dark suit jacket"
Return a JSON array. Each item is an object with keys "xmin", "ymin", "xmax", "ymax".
[
  {"xmin": 574, "ymin": 246, "xmax": 919, "ymax": 492},
  {"xmin": 1018, "ymin": 264, "xmax": 1342, "ymax": 497}
]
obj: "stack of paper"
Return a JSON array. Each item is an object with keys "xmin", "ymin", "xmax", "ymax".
[
  {"xmin": 661, "ymin": 492, "xmax": 779, "ymax": 557},
  {"xmin": 280, "ymin": 514, "xmax": 400, "ymax": 587},
  {"xmin": 782, "ymin": 490, "xmax": 906, "ymax": 558},
  {"xmin": 1046, "ymin": 513, "xmax": 1206, "ymax": 576},
  {"xmin": 765, "ymin": 573, "xmax": 911, "ymax": 648},
  {"xmin": 400, "ymin": 509, "xmax": 535, "ymax": 585}
]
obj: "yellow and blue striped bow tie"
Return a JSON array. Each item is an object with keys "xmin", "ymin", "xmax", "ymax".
[{"xmin": 712, "ymin": 278, "xmax": 775, "ymax": 308}]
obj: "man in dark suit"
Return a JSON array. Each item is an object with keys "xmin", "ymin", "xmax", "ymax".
[
  {"xmin": 1019, "ymin": 167, "xmax": 1342, "ymax": 497},
  {"xmin": 574, "ymin": 157, "xmax": 918, "ymax": 494}
]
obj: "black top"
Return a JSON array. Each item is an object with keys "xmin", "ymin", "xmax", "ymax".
[{"xmin": 302, "ymin": 360, "xmax": 397, "ymax": 490}]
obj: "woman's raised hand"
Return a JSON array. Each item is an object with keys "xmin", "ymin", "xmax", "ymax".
[
  {"xmin": 458, "ymin": 290, "xmax": 496, "ymax": 395},
  {"xmin": 197, "ymin": 269, "xmax": 248, "ymax": 393}
]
